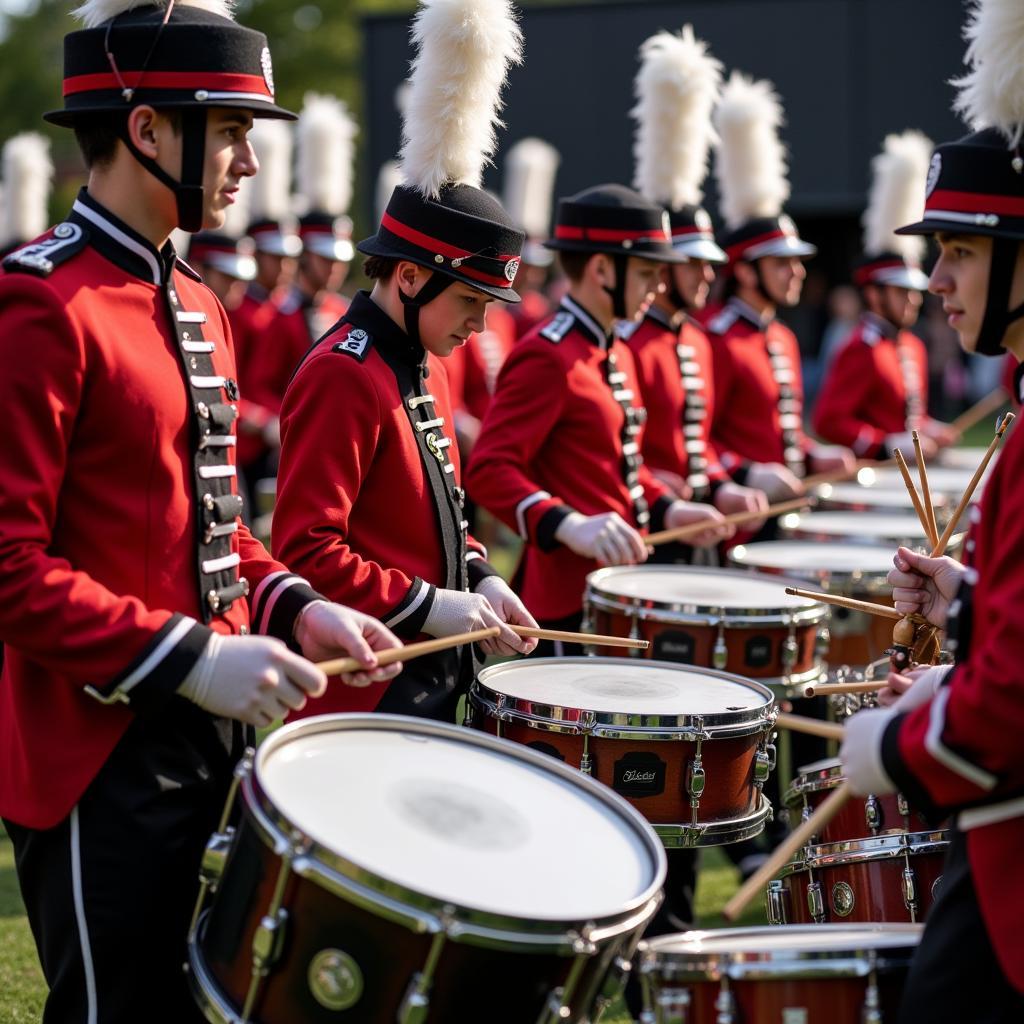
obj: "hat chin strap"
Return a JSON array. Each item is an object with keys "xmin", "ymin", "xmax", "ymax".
[
  {"xmin": 399, "ymin": 269, "xmax": 455, "ymax": 347},
  {"xmin": 601, "ymin": 253, "xmax": 630, "ymax": 320},
  {"xmin": 118, "ymin": 107, "xmax": 208, "ymax": 234},
  {"xmin": 976, "ymin": 237, "xmax": 1024, "ymax": 357}
]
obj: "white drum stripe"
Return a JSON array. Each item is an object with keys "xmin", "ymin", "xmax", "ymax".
[{"xmin": 70, "ymin": 807, "xmax": 99, "ymax": 1024}]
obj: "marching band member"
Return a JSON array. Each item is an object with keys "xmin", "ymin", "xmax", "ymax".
[
  {"xmin": 273, "ymin": 0, "xmax": 537, "ymax": 722},
  {"xmin": 466, "ymin": 183, "xmax": 733, "ymax": 655},
  {"xmin": 627, "ymin": 26, "xmax": 768, "ymax": 554},
  {"xmin": 700, "ymin": 73, "xmax": 855, "ymax": 505},
  {"xmin": 841, "ymin": 1, "xmax": 1024, "ymax": 1016},
  {"xmin": 814, "ymin": 131, "xmax": 959, "ymax": 460},
  {"xmin": 0, "ymin": 2, "xmax": 401, "ymax": 1020},
  {"xmin": 0, "ymin": 132, "xmax": 53, "ymax": 256}
]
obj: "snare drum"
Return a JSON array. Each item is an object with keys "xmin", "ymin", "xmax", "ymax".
[
  {"xmin": 867, "ymin": 465, "xmax": 988, "ymax": 501},
  {"xmin": 939, "ymin": 445, "xmax": 998, "ymax": 470},
  {"xmin": 779, "ymin": 510, "xmax": 960, "ymax": 550},
  {"xmin": 814, "ymin": 482, "xmax": 943, "ymax": 514},
  {"xmin": 469, "ymin": 658, "xmax": 776, "ymax": 848},
  {"xmin": 639, "ymin": 924, "xmax": 921, "ymax": 1024},
  {"xmin": 728, "ymin": 541, "xmax": 895, "ymax": 666},
  {"xmin": 187, "ymin": 715, "xmax": 665, "ymax": 1024},
  {"xmin": 583, "ymin": 565, "xmax": 829, "ymax": 696},
  {"xmin": 769, "ymin": 830, "xmax": 948, "ymax": 925}
]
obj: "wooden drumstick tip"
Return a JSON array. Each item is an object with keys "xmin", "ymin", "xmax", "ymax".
[{"xmin": 892, "ymin": 617, "xmax": 916, "ymax": 646}]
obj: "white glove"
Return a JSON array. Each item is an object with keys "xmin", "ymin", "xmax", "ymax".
[
  {"xmin": 884, "ymin": 432, "xmax": 935, "ymax": 460},
  {"xmin": 474, "ymin": 575, "xmax": 538, "ymax": 656},
  {"xmin": 178, "ymin": 633, "xmax": 326, "ymax": 726},
  {"xmin": 554, "ymin": 511, "xmax": 648, "ymax": 566},
  {"xmin": 422, "ymin": 587, "xmax": 523, "ymax": 653},
  {"xmin": 878, "ymin": 664, "xmax": 953, "ymax": 712},
  {"xmin": 664, "ymin": 500, "xmax": 735, "ymax": 547},
  {"xmin": 809, "ymin": 444, "xmax": 857, "ymax": 474},
  {"xmin": 745, "ymin": 462, "xmax": 804, "ymax": 502},
  {"xmin": 840, "ymin": 707, "xmax": 898, "ymax": 796}
]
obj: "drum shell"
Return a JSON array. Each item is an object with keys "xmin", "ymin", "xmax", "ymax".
[{"xmin": 772, "ymin": 833, "xmax": 948, "ymax": 926}]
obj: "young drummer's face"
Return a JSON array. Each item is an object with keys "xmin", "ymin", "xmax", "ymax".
[
  {"xmin": 671, "ymin": 259, "xmax": 716, "ymax": 310},
  {"xmin": 624, "ymin": 259, "xmax": 663, "ymax": 320},
  {"xmin": 200, "ymin": 109, "xmax": 258, "ymax": 230},
  {"xmin": 759, "ymin": 255, "xmax": 806, "ymax": 307},
  {"xmin": 418, "ymin": 280, "xmax": 494, "ymax": 357},
  {"xmin": 929, "ymin": 233, "xmax": 992, "ymax": 352}
]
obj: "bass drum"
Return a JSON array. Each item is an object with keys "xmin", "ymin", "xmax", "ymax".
[{"xmin": 187, "ymin": 714, "xmax": 665, "ymax": 1024}]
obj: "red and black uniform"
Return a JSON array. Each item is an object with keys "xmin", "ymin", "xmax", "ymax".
[
  {"xmin": 880, "ymin": 365, "xmax": 1024, "ymax": 998},
  {"xmin": 272, "ymin": 290, "xmax": 498, "ymax": 719},
  {"xmin": 447, "ymin": 302, "xmax": 518, "ymax": 427},
  {"xmin": 812, "ymin": 313, "xmax": 930, "ymax": 458},
  {"xmin": 700, "ymin": 296, "xmax": 815, "ymax": 482},
  {"xmin": 0, "ymin": 193, "xmax": 322, "ymax": 1021},
  {"xmin": 246, "ymin": 285, "xmax": 349, "ymax": 419},
  {"xmin": 465, "ymin": 296, "xmax": 673, "ymax": 626},
  {"xmin": 625, "ymin": 305, "xmax": 730, "ymax": 503}
]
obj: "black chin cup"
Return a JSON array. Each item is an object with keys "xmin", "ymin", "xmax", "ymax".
[
  {"xmin": 601, "ymin": 253, "xmax": 630, "ymax": 320},
  {"xmin": 118, "ymin": 107, "xmax": 208, "ymax": 233},
  {"xmin": 976, "ymin": 237, "xmax": 1024, "ymax": 357},
  {"xmin": 399, "ymin": 270, "xmax": 455, "ymax": 347}
]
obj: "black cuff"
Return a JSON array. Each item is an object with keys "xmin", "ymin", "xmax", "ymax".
[
  {"xmin": 729, "ymin": 462, "xmax": 752, "ymax": 487},
  {"xmin": 251, "ymin": 573, "xmax": 325, "ymax": 646},
  {"xmin": 649, "ymin": 495, "xmax": 675, "ymax": 534},
  {"xmin": 467, "ymin": 557, "xmax": 500, "ymax": 590},
  {"xmin": 536, "ymin": 504, "xmax": 576, "ymax": 552},
  {"xmin": 384, "ymin": 577, "xmax": 436, "ymax": 638},
  {"xmin": 92, "ymin": 614, "xmax": 213, "ymax": 718},
  {"xmin": 707, "ymin": 477, "xmax": 727, "ymax": 503},
  {"xmin": 880, "ymin": 712, "xmax": 945, "ymax": 826}
]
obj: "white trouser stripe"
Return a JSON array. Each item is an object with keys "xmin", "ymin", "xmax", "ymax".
[{"xmin": 70, "ymin": 807, "xmax": 99, "ymax": 1024}]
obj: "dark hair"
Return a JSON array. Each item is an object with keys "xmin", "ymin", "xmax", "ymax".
[
  {"xmin": 362, "ymin": 254, "xmax": 397, "ymax": 282},
  {"xmin": 73, "ymin": 108, "xmax": 182, "ymax": 170},
  {"xmin": 557, "ymin": 249, "xmax": 600, "ymax": 283}
]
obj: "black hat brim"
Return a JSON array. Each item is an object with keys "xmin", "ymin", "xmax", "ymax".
[
  {"xmin": 543, "ymin": 238, "xmax": 689, "ymax": 265},
  {"xmin": 43, "ymin": 96, "xmax": 297, "ymax": 128},
  {"xmin": 895, "ymin": 216, "xmax": 1024, "ymax": 241}
]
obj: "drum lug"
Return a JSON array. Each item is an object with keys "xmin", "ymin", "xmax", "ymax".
[
  {"xmin": 896, "ymin": 792, "xmax": 910, "ymax": 818},
  {"xmin": 712, "ymin": 617, "xmax": 727, "ymax": 670},
  {"xmin": 815, "ymin": 625, "xmax": 831, "ymax": 661},
  {"xmin": 596, "ymin": 955, "xmax": 631, "ymax": 1013},
  {"xmin": 806, "ymin": 880, "xmax": 826, "ymax": 923},
  {"xmin": 580, "ymin": 734, "xmax": 593, "ymax": 776},
  {"xmin": 714, "ymin": 977, "xmax": 736, "ymax": 1024},
  {"xmin": 687, "ymin": 727, "xmax": 705, "ymax": 829},
  {"xmin": 535, "ymin": 934, "xmax": 594, "ymax": 1024},
  {"xmin": 398, "ymin": 918, "xmax": 450, "ymax": 1024},
  {"xmin": 199, "ymin": 827, "xmax": 235, "ymax": 890},
  {"xmin": 765, "ymin": 879, "xmax": 787, "ymax": 925},
  {"xmin": 753, "ymin": 744, "xmax": 774, "ymax": 788},
  {"xmin": 861, "ymin": 966, "xmax": 883, "ymax": 1024},
  {"xmin": 864, "ymin": 794, "xmax": 882, "ymax": 832},
  {"xmin": 628, "ymin": 602, "xmax": 643, "ymax": 659},
  {"xmin": 642, "ymin": 985, "xmax": 691, "ymax": 1024},
  {"xmin": 781, "ymin": 619, "xmax": 798, "ymax": 671},
  {"xmin": 902, "ymin": 864, "xmax": 919, "ymax": 918},
  {"xmin": 251, "ymin": 908, "xmax": 289, "ymax": 975}
]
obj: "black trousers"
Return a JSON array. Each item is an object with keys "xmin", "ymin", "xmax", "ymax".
[
  {"xmin": 4, "ymin": 702, "xmax": 237, "ymax": 1024},
  {"xmin": 899, "ymin": 828, "xmax": 1024, "ymax": 1023}
]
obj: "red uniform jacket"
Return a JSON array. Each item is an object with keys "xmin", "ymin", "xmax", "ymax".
[
  {"xmin": 229, "ymin": 287, "xmax": 280, "ymax": 468},
  {"xmin": 246, "ymin": 286, "xmax": 349, "ymax": 418},
  {"xmin": 272, "ymin": 291, "xmax": 496, "ymax": 714},
  {"xmin": 447, "ymin": 303, "xmax": 517, "ymax": 425},
  {"xmin": 465, "ymin": 297, "xmax": 673, "ymax": 621},
  {"xmin": 881, "ymin": 364, "xmax": 1024, "ymax": 989},
  {"xmin": 0, "ymin": 192, "xmax": 319, "ymax": 829},
  {"xmin": 812, "ymin": 314, "xmax": 930, "ymax": 458},
  {"xmin": 625, "ymin": 306, "xmax": 729, "ymax": 502},
  {"xmin": 699, "ymin": 297, "xmax": 814, "ymax": 481},
  {"xmin": 508, "ymin": 288, "xmax": 552, "ymax": 340}
]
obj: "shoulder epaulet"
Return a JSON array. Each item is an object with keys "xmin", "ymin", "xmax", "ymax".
[
  {"xmin": 616, "ymin": 319, "xmax": 641, "ymax": 341},
  {"xmin": 174, "ymin": 257, "xmax": 203, "ymax": 283},
  {"xmin": 539, "ymin": 310, "xmax": 575, "ymax": 344},
  {"xmin": 330, "ymin": 326, "xmax": 373, "ymax": 363},
  {"xmin": 705, "ymin": 306, "xmax": 739, "ymax": 336},
  {"xmin": 278, "ymin": 290, "xmax": 303, "ymax": 315},
  {"xmin": 2, "ymin": 223, "xmax": 89, "ymax": 277}
]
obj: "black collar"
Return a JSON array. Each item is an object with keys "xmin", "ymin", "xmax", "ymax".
[
  {"xmin": 645, "ymin": 304, "xmax": 681, "ymax": 332},
  {"xmin": 561, "ymin": 295, "xmax": 612, "ymax": 348},
  {"xmin": 861, "ymin": 311, "xmax": 899, "ymax": 340},
  {"xmin": 347, "ymin": 290, "xmax": 427, "ymax": 368},
  {"xmin": 69, "ymin": 188, "xmax": 177, "ymax": 286},
  {"xmin": 727, "ymin": 295, "xmax": 774, "ymax": 329}
]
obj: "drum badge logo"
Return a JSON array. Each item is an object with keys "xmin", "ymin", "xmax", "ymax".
[
  {"xmin": 308, "ymin": 948, "xmax": 363, "ymax": 1011},
  {"xmin": 261, "ymin": 47, "xmax": 276, "ymax": 97},
  {"xmin": 504, "ymin": 258, "xmax": 520, "ymax": 283},
  {"xmin": 925, "ymin": 154, "xmax": 941, "ymax": 198}
]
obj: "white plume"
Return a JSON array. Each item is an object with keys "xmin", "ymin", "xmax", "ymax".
[
  {"xmin": 375, "ymin": 160, "xmax": 404, "ymax": 223},
  {"xmin": 2, "ymin": 132, "xmax": 54, "ymax": 246},
  {"xmin": 952, "ymin": 0, "xmax": 1024, "ymax": 146},
  {"xmin": 73, "ymin": 0, "xmax": 234, "ymax": 28},
  {"xmin": 713, "ymin": 72, "xmax": 790, "ymax": 229},
  {"xmin": 295, "ymin": 92, "xmax": 358, "ymax": 216},
  {"xmin": 503, "ymin": 137, "xmax": 560, "ymax": 238},
  {"xmin": 632, "ymin": 25, "xmax": 722, "ymax": 210},
  {"xmin": 862, "ymin": 130, "xmax": 933, "ymax": 263},
  {"xmin": 399, "ymin": 0, "xmax": 523, "ymax": 199},
  {"xmin": 247, "ymin": 119, "xmax": 294, "ymax": 223}
]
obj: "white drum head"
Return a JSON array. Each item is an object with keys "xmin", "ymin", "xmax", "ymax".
[
  {"xmin": 648, "ymin": 923, "xmax": 922, "ymax": 956},
  {"xmin": 257, "ymin": 721, "xmax": 657, "ymax": 921},
  {"xmin": 730, "ymin": 541, "xmax": 894, "ymax": 576},
  {"xmin": 866, "ymin": 466, "xmax": 986, "ymax": 496},
  {"xmin": 588, "ymin": 565, "xmax": 820, "ymax": 612},
  {"xmin": 814, "ymin": 483, "xmax": 926, "ymax": 510},
  {"xmin": 939, "ymin": 446, "xmax": 997, "ymax": 471},
  {"xmin": 781, "ymin": 511, "xmax": 934, "ymax": 542},
  {"xmin": 478, "ymin": 659, "xmax": 772, "ymax": 716}
]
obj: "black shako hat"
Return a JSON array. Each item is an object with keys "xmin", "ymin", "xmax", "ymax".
[
  {"xmin": 853, "ymin": 251, "xmax": 929, "ymax": 291},
  {"xmin": 669, "ymin": 205, "xmax": 728, "ymax": 264},
  {"xmin": 896, "ymin": 128, "xmax": 1024, "ymax": 241},
  {"xmin": 719, "ymin": 213, "xmax": 817, "ymax": 265},
  {"xmin": 45, "ymin": 4, "xmax": 295, "ymax": 127},
  {"xmin": 187, "ymin": 232, "xmax": 256, "ymax": 280},
  {"xmin": 545, "ymin": 184, "xmax": 687, "ymax": 264},
  {"xmin": 358, "ymin": 183, "xmax": 526, "ymax": 303}
]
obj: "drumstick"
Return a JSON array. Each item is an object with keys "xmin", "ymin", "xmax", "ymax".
[
  {"xmin": 912, "ymin": 430, "xmax": 940, "ymax": 549},
  {"xmin": 509, "ymin": 625, "xmax": 649, "ymax": 650},
  {"xmin": 646, "ymin": 497, "xmax": 813, "ymax": 547},
  {"xmin": 774, "ymin": 712, "xmax": 846, "ymax": 741},
  {"xmin": 315, "ymin": 627, "xmax": 500, "ymax": 676},
  {"xmin": 930, "ymin": 412, "xmax": 1015, "ymax": 557},
  {"xmin": 722, "ymin": 781, "xmax": 853, "ymax": 922},
  {"xmin": 893, "ymin": 448, "xmax": 936, "ymax": 547},
  {"xmin": 950, "ymin": 385, "xmax": 1009, "ymax": 434},
  {"xmin": 783, "ymin": 586, "xmax": 903, "ymax": 622},
  {"xmin": 805, "ymin": 680, "xmax": 886, "ymax": 697}
]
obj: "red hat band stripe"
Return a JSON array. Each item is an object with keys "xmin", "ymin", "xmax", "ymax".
[
  {"xmin": 381, "ymin": 211, "xmax": 516, "ymax": 287},
  {"xmin": 671, "ymin": 225, "xmax": 714, "ymax": 238},
  {"xmin": 926, "ymin": 188, "xmax": 1024, "ymax": 218},
  {"xmin": 725, "ymin": 229, "xmax": 786, "ymax": 262},
  {"xmin": 555, "ymin": 225, "xmax": 669, "ymax": 243},
  {"xmin": 63, "ymin": 70, "xmax": 272, "ymax": 98}
]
